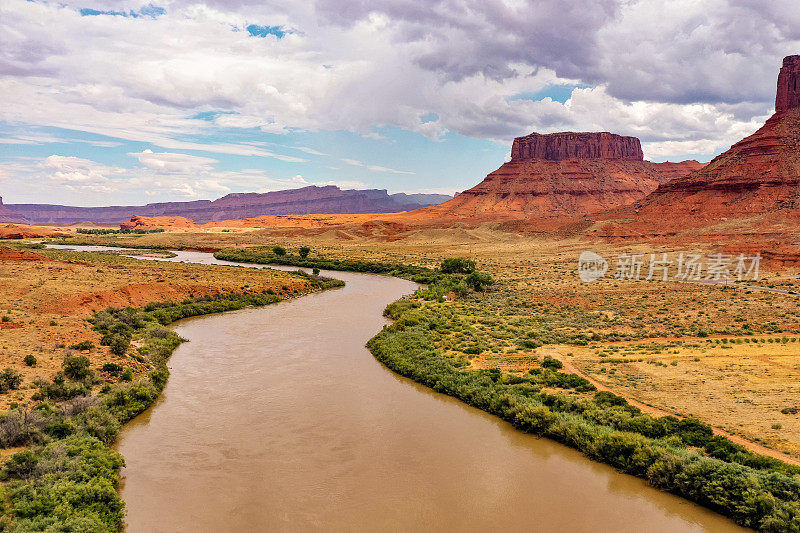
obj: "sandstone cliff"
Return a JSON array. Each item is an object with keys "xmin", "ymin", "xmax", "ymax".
[
  {"xmin": 511, "ymin": 132, "xmax": 644, "ymax": 161},
  {"xmin": 410, "ymin": 132, "xmax": 702, "ymax": 224},
  {"xmin": 614, "ymin": 55, "xmax": 800, "ymax": 230}
]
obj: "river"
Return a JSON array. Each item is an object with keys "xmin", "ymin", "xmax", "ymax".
[{"xmin": 47, "ymin": 245, "xmax": 743, "ymax": 532}]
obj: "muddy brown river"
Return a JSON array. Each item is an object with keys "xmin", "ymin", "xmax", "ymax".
[{"xmin": 49, "ymin": 246, "xmax": 744, "ymax": 532}]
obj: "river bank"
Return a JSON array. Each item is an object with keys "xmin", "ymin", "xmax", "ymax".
[
  {"xmin": 111, "ymin": 251, "xmax": 740, "ymax": 532},
  {"xmin": 0, "ymin": 244, "xmax": 341, "ymax": 531}
]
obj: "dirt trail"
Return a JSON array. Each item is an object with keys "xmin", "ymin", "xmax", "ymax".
[{"xmin": 543, "ymin": 349, "xmax": 800, "ymax": 467}]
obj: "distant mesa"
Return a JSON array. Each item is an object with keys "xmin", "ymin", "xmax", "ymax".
[
  {"xmin": 511, "ymin": 131, "xmax": 644, "ymax": 162},
  {"xmin": 3, "ymin": 186, "xmax": 454, "ymax": 225},
  {"xmin": 613, "ymin": 54, "xmax": 800, "ymax": 230},
  {"xmin": 411, "ymin": 131, "xmax": 703, "ymax": 224},
  {"xmin": 0, "ymin": 196, "xmax": 28, "ymax": 223}
]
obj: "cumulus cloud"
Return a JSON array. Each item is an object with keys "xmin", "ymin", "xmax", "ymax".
[
  {"xmin": 0, "ymin": 0, "xmax": 797, "ymax": 171},
  {"xmin": 42, "ymin": 155, "xmax": 123, "ymax": 192}
]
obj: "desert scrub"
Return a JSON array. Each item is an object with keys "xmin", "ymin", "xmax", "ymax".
[
  {"xmin": 215, "ymin": 246, "xmax": 440, "ymax": 283},
  {"xmin": 367, "ymin": 298, "xmax": 800, "ymax": 530},
  {"xmin": 0, "ymin": 290, "xmax": 295, "ymax": 532}
]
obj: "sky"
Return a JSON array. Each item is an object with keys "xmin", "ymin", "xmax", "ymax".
[{"xmin": 0, "ymin": 0, "xmax": 798, "ymax": 206}]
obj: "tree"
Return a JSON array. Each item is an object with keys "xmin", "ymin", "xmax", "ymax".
[
  {"xmin": 440, "ymin": 257, "xmax": 476, "ymax": 274},
  {"xmin": 299, "ymin": 246, "xmax": 311, "ymax": 258},
  {"xmin": 63, "ymin": 356, "xmax": 91, "ymax": 380},
  {"xmin": 465, "ymin": 271, "xmax": 494, "ymax": 291},
  {"xmin": 272, "ymin": 246, "xmax": 287, "ymax": 257}
]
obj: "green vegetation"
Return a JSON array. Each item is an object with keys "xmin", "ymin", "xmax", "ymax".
[
  {"xmin": 0, "ymin": 369, "xmax": 22, "ymax": 393},
  {"xmin": 215, "ymin": 247, "xmax": 441, "ymax": 283},
  {"xmin": 0, "ymin": 291, "xmax": 298, "ymax": 531},
  {"xmin": 440, "ymin": 257, "xmax": 476, "ymax": 274},
  {"xmin": 215, "ymin": 248, "xmax": 496, "ymax": 304},
  {"xmin": 68, "ymin": 340, "xmax": 95, "ymax": 351},
  {"xmin": 367, "ymin": 296, "xmax": 800, "ymax": 531}
]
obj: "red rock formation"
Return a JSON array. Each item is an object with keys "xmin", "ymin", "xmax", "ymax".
[
  {"xmin": 120, "ymin": 215, "xmax": 199, "ymax": 231},
  {"xmin": 776, "ymin": 55, "xmax": 800, "ymax": 113},
  {"xmin": 613, "ymin": 55, "xmax": 800, "ymax": 231},
  {"xmin": 511, "ymin": 132, "xmax": 644, "ymax": 161},
  {"xmin": 410, "ymin": 132, "xmax": 702, "ymax": 224}
]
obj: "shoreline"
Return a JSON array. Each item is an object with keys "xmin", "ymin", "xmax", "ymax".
[{"xmin": 0, "ymin": 247, "xmax": 345, "ymax": 531}]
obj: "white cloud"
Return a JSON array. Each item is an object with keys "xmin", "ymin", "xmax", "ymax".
[
  {"xmin": 128, "ymin": 150, "xmax": 218, "ymax": 173},
  {"xmin": 0, "ymin": 0, "xmax": 797, "ymax": 177},
  {"xmin": 41, "ymin": 155, "xmax": 123, "ymax": 192}
]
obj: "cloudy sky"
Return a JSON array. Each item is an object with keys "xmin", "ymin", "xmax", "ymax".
[{"xmin": 0, "ymin": 0, "xmax": 798, "ymax": 206}]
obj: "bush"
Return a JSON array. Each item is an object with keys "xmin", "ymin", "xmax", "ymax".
[
  {"xmin": 541, "ymin": 356, "xmax": 563, "ymax": 370},
  {"xmin": 101, "ymin": 363, "xmax": 123, "ymax": 376},
  {"xmin": 108, "ymin": 334, "xmax": 130, "ymax": 356},
  {"xmin": 299, "ymin": 246, "xmax": 311, "ymax": 258},
  {"xmin": 272, "ymin": 246, "xmax": 287, "ymax": 256},
  {"xmin": 0, "ymin": 408, "xmax": 48, "ymax": 447},
  {"xmin": 62, "ymin": 356, "xmax": 91, "ymax": 380},
  {"xmin": 594, "ymin": 391, "xmax": 629, "ymax": 407},
  {"xmin": 464, "ymin": 271, "xmax": 494, "ymax": 291},
  {"xmin": 35, "ymin": 374, "xmax": 89, "ymax": 402},
  {"xmin": 440, "ymin": 257, "xmax": 476, "ymax": 274},
  {"xmin": 0, "ymin": 368, "xmax": 22, "ymax": 392},
  {"xmin": 23, "ymin": 354, "xmax": 36, "ymax": 367},
  {"xmin": 68, "ymin": 340, "xmax": 94, "ymax": 351}
]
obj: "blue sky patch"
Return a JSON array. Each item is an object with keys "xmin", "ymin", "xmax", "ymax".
[
  {"xmin": 509, "ymin": 84, "xmax": 590, "ymax": 104},
  {"xmin": 246, "ymin": 25, "xmax": 286, "ymax": 39},
  {"xmin": 79, "ymin": 4, "xmax": 165, "ymax": 18}
]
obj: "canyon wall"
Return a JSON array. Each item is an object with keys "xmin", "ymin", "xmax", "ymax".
[{"xmin": 510, "ymin": 132, "xmax": 644, "ymax": 162}]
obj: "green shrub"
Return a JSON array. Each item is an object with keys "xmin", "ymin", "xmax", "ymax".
[
  {"xmin": 272, "ymin": 246, "xmax": 287, "ymax": 256},
  {"xmin": 23, "ymin": 354, "xmax": 36, "ymax": 367},
  {"xmin": 68, "ymin": 340, "xmax": 95, "ymax": 351},
  {"xmin": 464, "ymin": 271, "xmax": 495, "ymax": 291},
  {"xmin": 440, "ymin": 257, "xmax": 476, "ymax": 274},
  {"xmin": 62, "ymin": 356, "xmax": 91, "ymax": 380},
  {"xmin": 541, "ymin": 356, "xmax": 563, "ymax": 370},
  {"xmin": 101, "ymin": 363, "xmax": 123, "ymax": 376},
  {"xmin": 0, "ymin": 368, "xmax": 22, "ymax": 392},
  {"xmin": 299, "ymin": 246, "xmax": 311, "ymax": 258}
]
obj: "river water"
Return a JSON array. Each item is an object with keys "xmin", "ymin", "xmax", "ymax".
[{"xmin": 47, "ymin": 246, "xmax": 743, "ymax": 532}]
